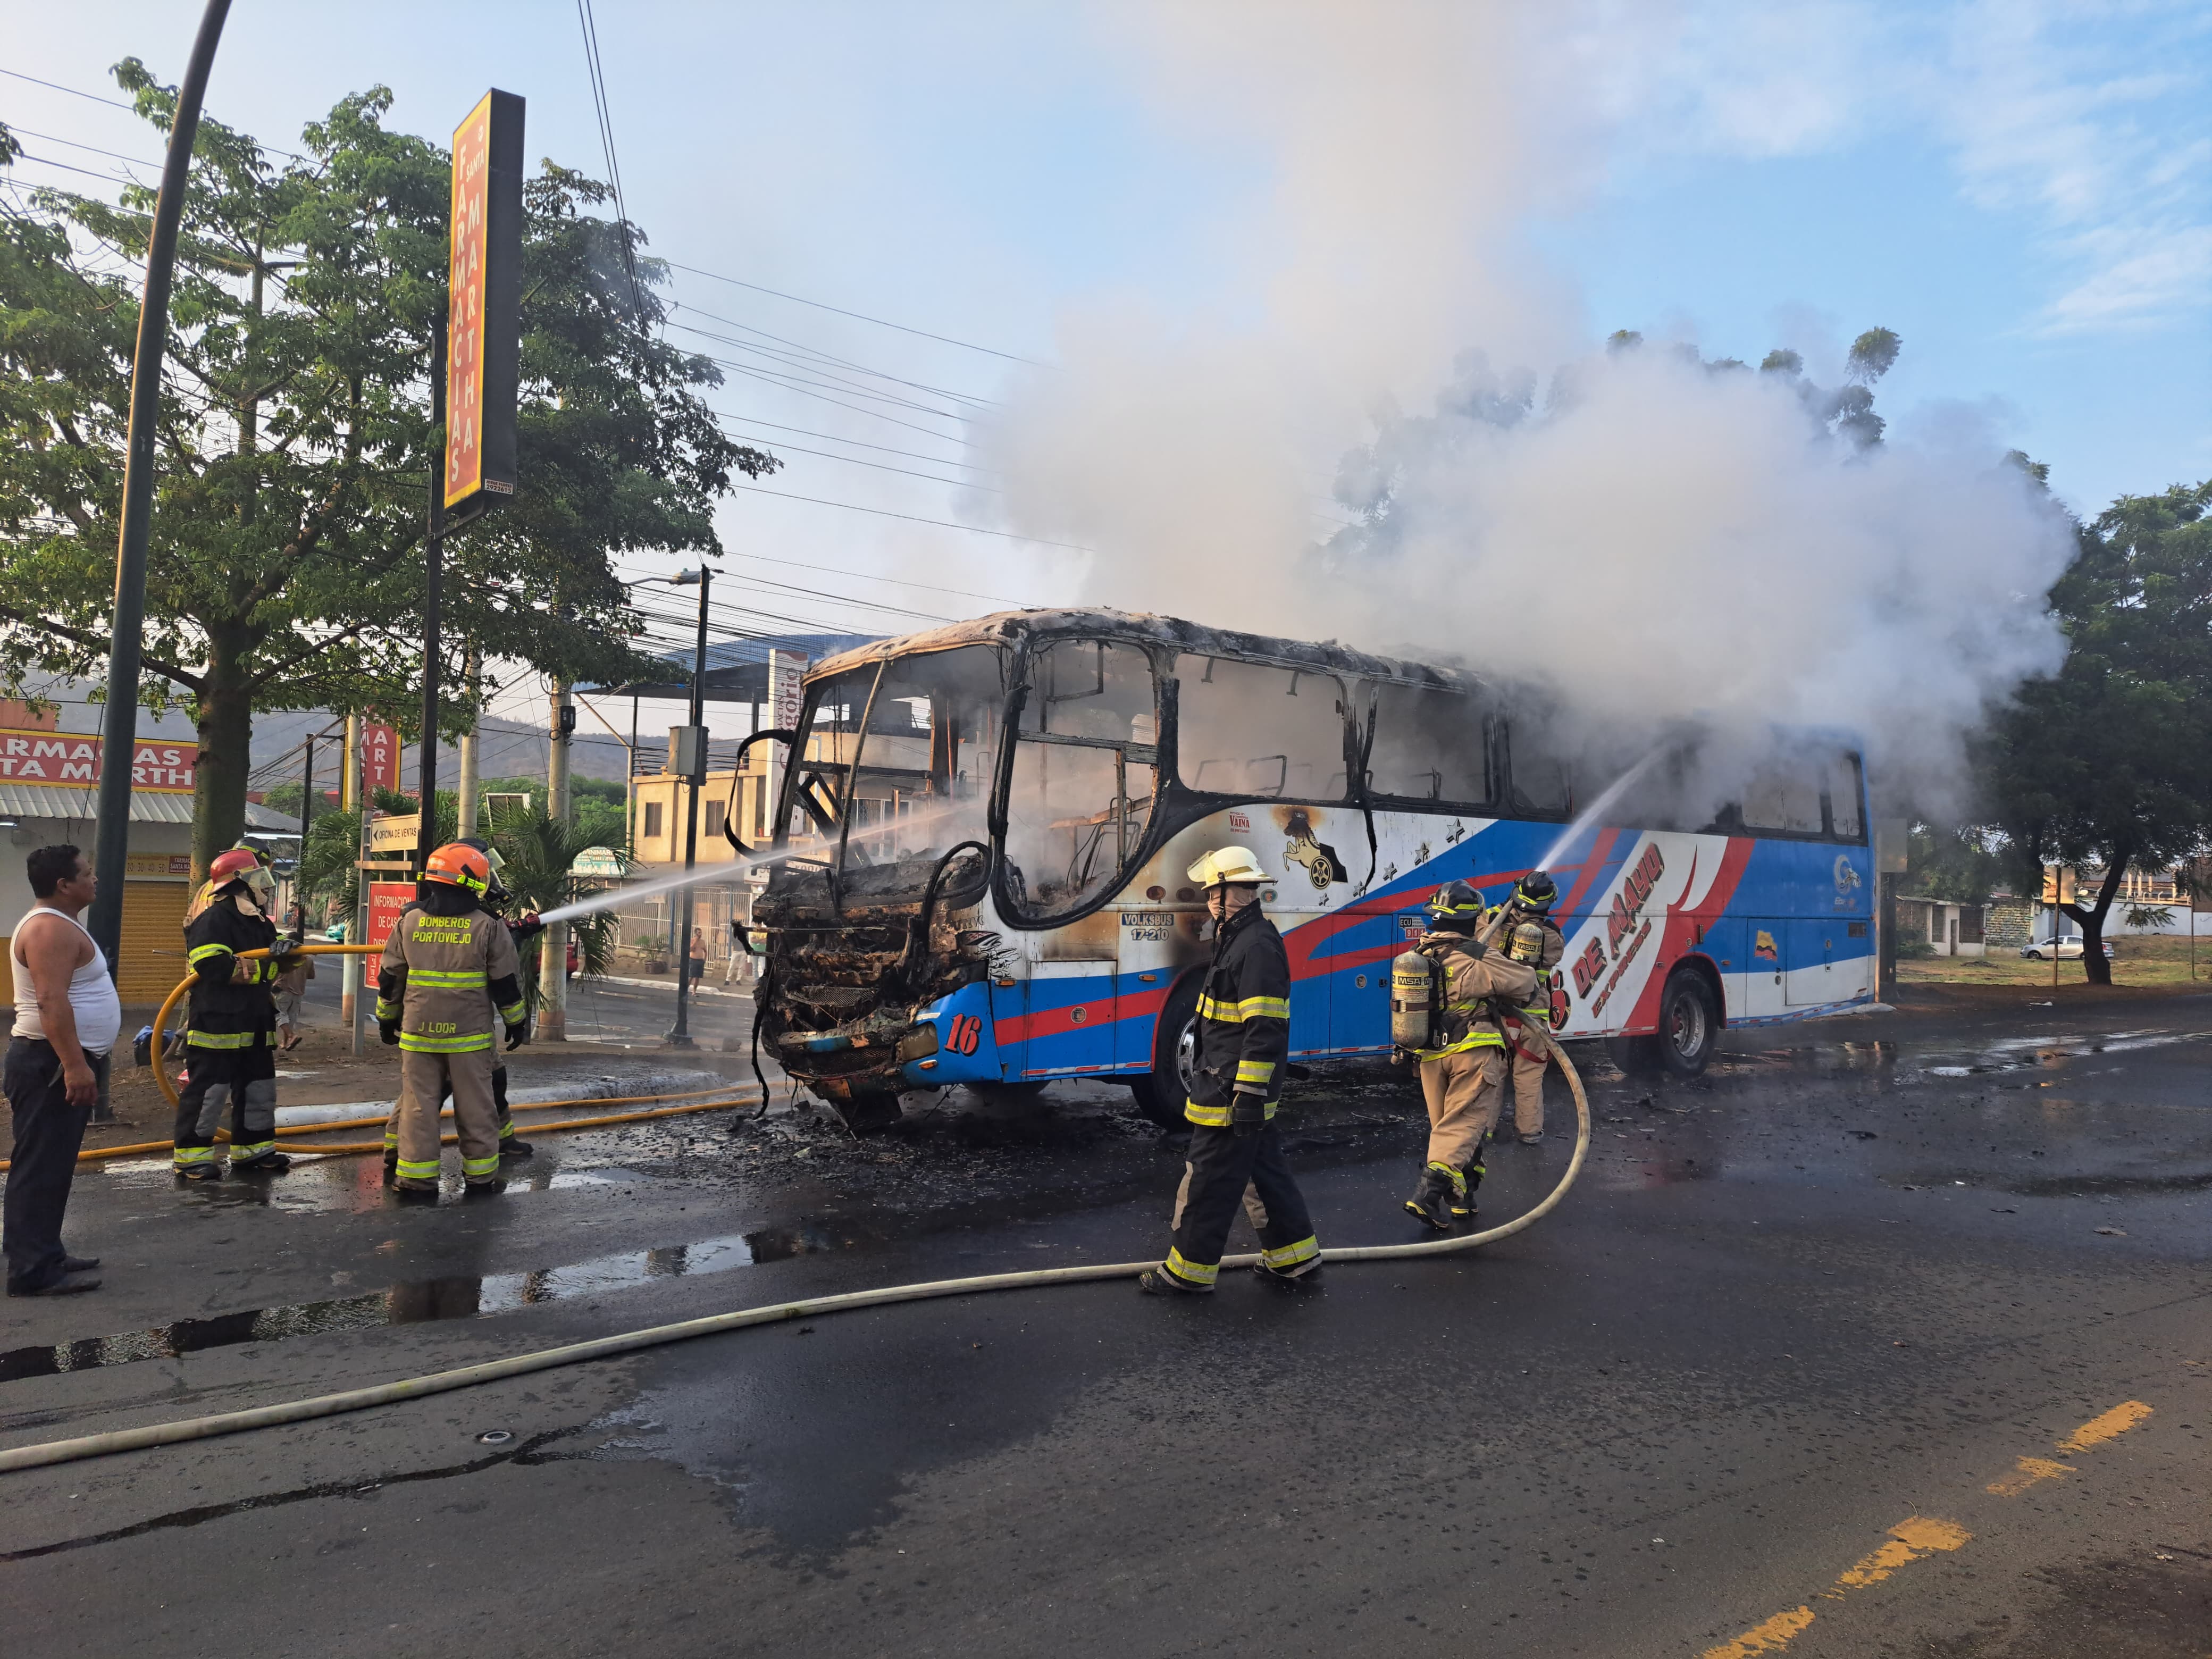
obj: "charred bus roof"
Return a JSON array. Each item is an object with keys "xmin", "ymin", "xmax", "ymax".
[{"xmin": 805, "ymin": 607, "xmax": 1478, "ymax": 696}]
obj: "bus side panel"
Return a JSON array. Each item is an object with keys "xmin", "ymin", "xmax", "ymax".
[
  {"xmin": 1008, "ymin": 961, "xmax": 1121, "ymax": 1077},
  {"xmin": 1714, "ymin": 838, "xmax": 1873, "ymax": 1026},
  {"xmin": 902, "ymin": 980, "xmax": 1005, "ymax": 1086}
]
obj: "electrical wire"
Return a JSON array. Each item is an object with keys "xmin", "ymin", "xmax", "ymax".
[
  {"xmin": 574, "ymin": 0, "xmax": 643, "ymax": 319},
  {"xmin": 667, "ymin": 258, "xmax": 1045, "ymax": 367},
  {"xmin": 709, "ymin": 415, "xmax": 994, "ymax": 494},
  {"xmin": 667, "ymin": 309, "xmax": 999, "ymax": 409},
  {"xmin": 727, "ymin": 483, "xmax": 1090, "ymax": 554}
]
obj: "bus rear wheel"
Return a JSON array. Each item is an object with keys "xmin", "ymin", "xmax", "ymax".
[
  {"xmin": 1606, "ymin": 968, "xmax": 1719, "ymax": 1079},
  {"xmin": 1127, "ymin": 974, "xmax": 1202, "ymax": 1131}
]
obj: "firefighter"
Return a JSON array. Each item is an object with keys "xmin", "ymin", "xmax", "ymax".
[
  {"xmin": 173, "ymin": 848, "xmax": 301, "ymax": 1179},
  {"xmin": 380, "ymin": 838, "xmax": 541, "ymax": 1176},
  {"xmin": 376, "ymin": 843, "xmax": 528, "ymax": 1200},
  {"xmin": 1138, "ymin": 846, "xmax": 1321, "ymax": 1296},
  {"xmin": 1402, "ymin": 879, "xmax": 1539, "ymax": 1229},
  {"xmin": 1485, "ymin": 870, "xmax": 1565, "ymax": 1144}
]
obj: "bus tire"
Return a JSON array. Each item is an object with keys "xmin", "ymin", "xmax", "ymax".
[
  {"xmin": 1128, "ymin": 973, "xmax": 1203, "ymax": 1131},
  {"xmin": 1606, "ymin": 969, "xmax": 1719, "ymax": 1079},
  {"xmin": 1653, "ymin": 967, "xmax": 1719, "ymax": 1077}
]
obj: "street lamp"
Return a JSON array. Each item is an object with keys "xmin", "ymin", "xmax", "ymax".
[{"xmin": 660, "ymin": 567, "xmax": 715, "ymax": 1048}]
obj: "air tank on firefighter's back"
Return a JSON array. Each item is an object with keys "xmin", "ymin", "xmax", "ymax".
[{"xmin": 1390, "ymin": 947, "xmax": 1438, "ymax": 1051}]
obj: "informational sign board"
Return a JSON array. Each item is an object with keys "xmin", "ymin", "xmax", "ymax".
[
  {"xmin": 124, "ymin": 852, "xmax": 194, "ymax": 880},
  {"xmin": 443, "ymin": 89, "xmax": 524, "ymax": 511},
  {"xmin": 364, "ymin": 881, "xmax": 417, "ymax": 951},
  {"xmin": 763, "ymin": 650, "xmax": 808, "ymax": 840},
  {"xmin": 366, "ymin": 812, "xmax": 421, "ymax": 859},
  {"xmin": 0, "ymin": 727, "xmax": 196, "ymax": 791}
]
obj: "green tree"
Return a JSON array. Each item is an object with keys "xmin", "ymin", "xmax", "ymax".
[
  {"xmin": 487, "ymin": 802, "xmax": 631, "ymax": 992},
  {"xmin": 1904, "ymin": 822, "xmax": 2006, "ymax": 903},
  {"xmin": 0, "ymin": 62, "xmax": 774, "ymax": 877},
  {"xmin": 1979, "ymin": 479, "xmax": 2212, "ymax": 983}
]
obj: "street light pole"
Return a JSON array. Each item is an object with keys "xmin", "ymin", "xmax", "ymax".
[
  {"xmin": 413, "ymin": 321, "xmax": 449, "ymax": 875},
  {"xmin": 664, "ymin": 566, "xmax": 713, "ymax": 1048},
  {"xmin": 86, "ymin": 0, "xmax": 232, "ymax": 974}
]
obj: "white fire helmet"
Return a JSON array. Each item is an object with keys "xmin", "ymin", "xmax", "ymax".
[{"xmin": 1186, "ymin": 845, "xmax": 1273, "ymax": 888}]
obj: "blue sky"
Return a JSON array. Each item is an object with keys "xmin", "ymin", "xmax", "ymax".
[{"xmin": 4, "ymin": 2, "xmax": 2206, "ymax": 720}]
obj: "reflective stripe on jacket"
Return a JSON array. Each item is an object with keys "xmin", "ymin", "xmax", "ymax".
[
  {"xmin": 377, "ymin": 899, "xmax": 525, "ymax": 1055},
  {"xmin": 183, "ymin": 887, "xmax": 278, "ymax": 1042},
  {"xmin": 1184, "ymin": 903, "xmax": 1293, "ymax": 1128}
]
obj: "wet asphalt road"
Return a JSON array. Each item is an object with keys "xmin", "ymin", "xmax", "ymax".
[{"xmin": 3, "ymin": 992, "xmax": 2209, "ymax": 1657}]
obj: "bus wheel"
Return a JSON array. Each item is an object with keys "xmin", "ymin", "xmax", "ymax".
[
  {"xmin": 1606, "ymin": 969, "xmax": 1719, "ymax": 1078},
  {"xmin": 1129, "ymin": 975, "xmax": 1202, "ymax": 1131},
  {"xmin": 1654, "ymin": 968, "xmax": 1718, "ymax": 1077}
]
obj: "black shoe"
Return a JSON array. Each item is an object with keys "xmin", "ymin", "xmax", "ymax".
[
  {"xmin": 1404, "ymin": 1166, "xmax": 1457, "ymax": 1231},
  {"xmin": 1518, "ymin": 1131, "xmax": 1546, "ymax": 1146},
  {"xmin": 7, "ymin": 1272, "xmax": 101, "ymax": 1297},
  {"xmin": 1137, "ymin": 1266, "xmax": 1210, "ymax": 1296},
  {"xmin": 1251, "ymin": 1261, "xmax": 1323, "ymax": 1288},
  {"xmin": 230, "ymin": 1152, "xmax": 293, "ymax": 1175},
  {"xmin": 61, "ymin": 1255, "xmax": 100, "ymax": 1272},
  {"xmin": 498, "ymin": 1136, "xmax": 533, "ymax": 1160},
  {"xmin": 175, "ymin": 1163, "xmax": 221, "ymax": 1183},
  {"xmin": 393, "ymin": 1183, "xmax": 440, "ymax": 1205},
  {"xmin": 464, "ymin": 1178, "xmax": 508, "ymax": 1198}
]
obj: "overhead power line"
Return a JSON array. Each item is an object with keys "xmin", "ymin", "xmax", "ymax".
[
  {"xmin": 728, "ymin": 483, "xmax": 1090, "ymax": 553},
  {"xmin": 574, "ymin": 0, "xmax": 644, "ymax": 317},
  {"xmin": 667, "ymin": 259, "xmax": 1046, "ymax": 367}
]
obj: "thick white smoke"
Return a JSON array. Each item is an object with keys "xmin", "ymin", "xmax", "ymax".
[{"xmin": 976, "ymin": 2, "xmax": 2076, "ymax": 806}]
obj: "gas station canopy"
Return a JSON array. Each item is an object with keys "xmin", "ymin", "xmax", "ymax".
[{"xmin": 582, "ymin": 631, "xmax": 878, "ymax": 704}]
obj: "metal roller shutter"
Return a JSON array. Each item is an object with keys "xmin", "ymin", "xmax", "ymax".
[{"xmin": 116, "ymin": 880, "xmax": 191, "ymax": 1003}]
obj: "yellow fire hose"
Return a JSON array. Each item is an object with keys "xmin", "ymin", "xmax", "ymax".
[
  {"xmin": 0, "ymin": 1035, "xmax": 1590, "ymax": 1474},
  {"xmin": 0, "ymin": 944, "xmax": 761, "ymax": 1171}
]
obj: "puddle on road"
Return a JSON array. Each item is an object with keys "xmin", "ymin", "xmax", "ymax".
[
  {"xmin": 1920, "ymin": 1028, "xmax": 2207, "ymax": 1077},
  {"xmin": 91, "ymin": 1153, "xmax": 702, "ymax": 1216},
  {"xmin": 0, "ymin": 1219, "xmax": 861, "ymax": 1386}
]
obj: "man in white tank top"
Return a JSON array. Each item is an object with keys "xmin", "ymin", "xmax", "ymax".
[{"xmin": 4, "ymin": 844, "xmax": 118, "ymax": 1296}]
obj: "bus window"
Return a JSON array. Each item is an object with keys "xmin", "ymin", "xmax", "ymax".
[
  {"xmin": 1823, "ymin": 751, "xmax": 1865, "ymax": 839},
  {"xmin": 1491, "ymin": 713, "xmax": 1572, "ymax": 817},
  {"xmin": 1740, "ymin": 759, "xmax": 1824, "ymax": 835},
  {"xmin": 1175, "ymin": 656, "xmax": 1350, "ymax": 802},
  {"xmin": 803, "ymin": 646, "xmax": 1006, "ymax": 894},
  {"xmin": 1002, "ymin": 640, "xmax": 1158, "ymax": 919},
  {"xmin": 1362, "ymin": 682, "xmax": 1493, "ymax": 807}
]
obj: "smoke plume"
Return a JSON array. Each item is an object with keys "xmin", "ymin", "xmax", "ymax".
[{"xmin": 976, "ymin": 3, "xmax": 2076, "ymax": 807}]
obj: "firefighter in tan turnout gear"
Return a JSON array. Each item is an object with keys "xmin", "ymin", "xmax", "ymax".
[
  {"xmin": 1403, "ymin": 879, "xmax": 1539, "ymax": 1230},
  {"xmin": 376, "ymin": 843, "xmax": 528, "ymax": 1199},
  {"xmin": 1485, "ymin": 870, "xmax": 1565, "ymax": 1144},
  {"xmin": 1138, "ymin": 846, "xmax": 1322, "ymax": 1296}
]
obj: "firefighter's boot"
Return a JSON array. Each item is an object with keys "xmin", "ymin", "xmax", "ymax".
[
  {"xmin": 1454, "ymin": 1150, "xmax": 1486, "ymax": 1220},
  {"xmin": 1403, "ymin": 1163, "xmax": 1459, "ymax": 1231}
]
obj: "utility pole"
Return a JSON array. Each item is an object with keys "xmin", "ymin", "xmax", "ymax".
[
  {"xmin": 665, "ymin": 567, "xmax": 713, "ymax": 1049},
  {"xmin": 85, "ymin": 0, "xmax": 231, "ymax": 974},
  {"xmin": 413, "ymin": 322, "xmax": 449, "ymax": 875},
  {"xmin": 456, "ymin": 646, "xmax": 481, "ymax": 839},
  {"xmin": 339, "ymin": 715, "xmax": 362, "ymax": 1032},
  {"xmin": 541, "ymin": 678, "xmax": 574, "ymax": 1040}
]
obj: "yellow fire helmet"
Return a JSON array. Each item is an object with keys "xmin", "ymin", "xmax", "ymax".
[{"xmin": 1186, "ymin": 845, "xmax": 1273, "ymax": 888}]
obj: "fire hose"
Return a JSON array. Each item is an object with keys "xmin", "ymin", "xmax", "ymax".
[{"xmin": 0, "ymin": 1032, "xmax": 1589, "ymax": 1473}]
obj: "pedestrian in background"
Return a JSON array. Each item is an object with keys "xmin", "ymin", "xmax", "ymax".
[
  {"xmin": 3, "ymin": 845, "xmax": 118, "ymax": 1297},
  {"xmin": 688, "ymin": 925, "xmax": 708, "ymax": 989}
]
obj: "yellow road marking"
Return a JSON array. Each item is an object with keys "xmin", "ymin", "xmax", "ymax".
[
  {"xmin": 1986, "ymin": 1456, "xmax": 2073, "ymax": 1497},
  {"xmin": 1826, "ymin": 1516, "xmax": 1972, "ymax": 1593},
  {"xmin": 2057, "ymin": 1400, "xmax": 2151, "ymax": 1453},
  {"xmin": 1700, "ymin": 1401, "xmax": 2156, "ymax": 1654},
  {"xmin": 1700, "ymin": 1606, "xmax": 1815, "ymax": 1657}
]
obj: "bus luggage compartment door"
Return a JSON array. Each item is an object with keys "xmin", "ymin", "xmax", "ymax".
[
  {"xmin": 1003, "ymin": 960, "xmax": 1120, "ymax": 1080},
  {"xmin": 1782, "ymin": 922, "xmax": 1840, "ymax": 1006}
]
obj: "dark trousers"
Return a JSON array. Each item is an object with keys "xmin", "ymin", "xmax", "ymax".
[
  {"xmin": 174, "ymin": 1041, "xmax": 278, "ymax": 1167},
  {"xmin": 1166, "ymin": 1122, "xmax": 1321, "ymax": 1288},
  {"xmin": 4, "ymin": 1036, "xmax": 104, "ymax": 1291}
]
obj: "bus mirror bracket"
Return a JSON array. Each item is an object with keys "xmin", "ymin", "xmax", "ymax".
[{"xmin": 720, "ymin": 727, "xmax": 797, "ymax": 859}]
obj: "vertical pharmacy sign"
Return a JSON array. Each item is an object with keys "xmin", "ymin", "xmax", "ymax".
[{"xmin": 444, "ymin": 90, "xmax": 524, "ymax": 513}]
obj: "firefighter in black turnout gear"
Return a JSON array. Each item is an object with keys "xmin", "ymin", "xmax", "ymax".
[
  {"xmin": 380, "ymin": 836, "xmax": 541, "ymax": 1176},
  {"xmin": 1139, "ymin": 847, "xmax": 1322, "ymax": 1295},
  {"xmin": 173, "ymin": 848, "xmax": 300, "ymax": 1179}
]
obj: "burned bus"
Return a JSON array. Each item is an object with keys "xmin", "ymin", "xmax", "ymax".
[{"xmin": 725, "ymin": 608, "xmax": 1874, "ymax": 1129}]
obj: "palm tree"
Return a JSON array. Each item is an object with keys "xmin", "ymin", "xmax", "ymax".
[{"xmin": 488, "ymin": 802, "xmax": 633, "ymax": 999}]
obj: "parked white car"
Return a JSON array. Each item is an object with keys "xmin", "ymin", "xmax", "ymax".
[{"xmin": 2021, "ymin": 935, "xmax": 2115, "ymax": 961}]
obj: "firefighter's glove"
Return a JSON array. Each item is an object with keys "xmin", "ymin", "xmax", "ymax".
[
  {"xmin": 509, "ymin": 914, "xmax": 546, "ymax": 947},
  {"xmin": 504, "ymin": 1021, "xmax": 529, "ymax": 1052},
  {"xmin": 1230, "ymin": 1086, "xmax": 1267, "ymax": 1138},
  {"xmin": 378, "ymin": 1020, "xmax": 400, "ymax": 1047},
  {"xmin": 266, "ymin": 939, "xmax": 305, "ymax": 969},
  {"xmin": 1390, "ymin": 1044, "xmax": 1411, "ymax": 1067}
]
